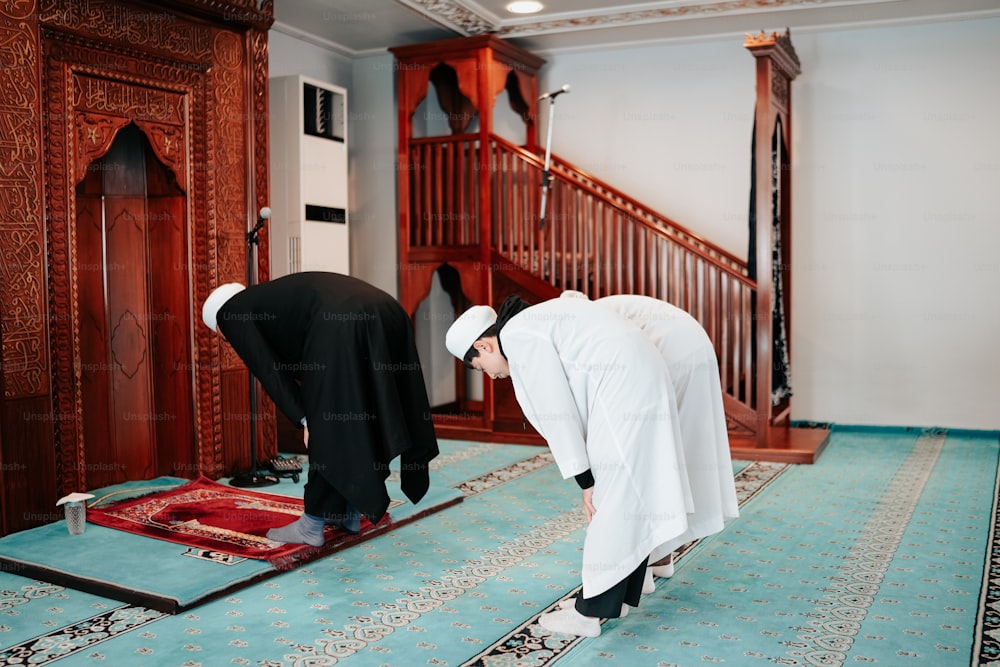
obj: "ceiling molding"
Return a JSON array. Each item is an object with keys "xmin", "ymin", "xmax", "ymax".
[
  {"xmin": 271, "ymin": 0, "xmax": 1000, "ymax": 60},
  {"xmin": 395, "ymin": 0, "xmax": 491, "ymax": 35},
  {"xmin": 493, "ymin": 0, "xmax": 857, "ymax": 37}
]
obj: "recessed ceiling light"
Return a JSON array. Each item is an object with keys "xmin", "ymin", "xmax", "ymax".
[{"xmin": 506, "ymin": 1, "xmax": 543, "ymax": 15}]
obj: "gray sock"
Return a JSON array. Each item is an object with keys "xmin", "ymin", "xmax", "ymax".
[
  {"xmin": 339, "ymin": 503, "xmax": 362, "ymax": 534},
  {"xmin": 267, "ymin": 513, "xmax": 324, "ymax": 547}
]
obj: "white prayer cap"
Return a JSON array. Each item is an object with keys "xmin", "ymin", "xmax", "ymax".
[
  {"xmin": 446, "ymin": 305, "xmax": 497, "ymax": 359},
  {"xmin": 202, "ymin": 282, "xmax": 246, "ymax": 332},
  {"xmin": 560, "ymin": 290, "xmax": 589, "ymax": 300}
]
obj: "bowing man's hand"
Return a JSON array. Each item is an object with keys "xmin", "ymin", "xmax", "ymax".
[
  {"xmin": 581, "ymin": 486, "xmax": 596, "ymax": 523},
  {"xmin": 303, "ymin": 425, "xmax": 309, "ymax": 449}
]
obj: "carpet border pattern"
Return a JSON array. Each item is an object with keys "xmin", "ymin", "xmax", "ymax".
[
  {"xmin": 974, "ymin": 436, "xmax": 1000, "ymax": 666},
  {"xmin": 0, "ymin": 606, "xmax": 165, "ymax": 665},
  {"xmin": 786, "ymin": 432, "xmax": 945, "ymax": 666},
  {"xmin": 456, "ymin": 452, "xmax": 556, "ymax": 497}
]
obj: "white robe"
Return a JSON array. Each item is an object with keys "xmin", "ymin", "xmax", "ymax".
[
  {"xmin": 500, "ymin": 297, "xmax": 692, "ymax": 598},
  {"xmin": 593, "ymin": 294, "xmax": 740, "ymax": 557}
]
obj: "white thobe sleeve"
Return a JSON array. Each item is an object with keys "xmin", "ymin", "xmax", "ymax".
[{"xmin": 503, "ymin": 329, "xmax": 590, "ymax": 480}]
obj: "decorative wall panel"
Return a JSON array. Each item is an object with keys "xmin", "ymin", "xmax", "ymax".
[{"xmin": 0, "ymin": 0, "xmax": 274, "ymax": 535}]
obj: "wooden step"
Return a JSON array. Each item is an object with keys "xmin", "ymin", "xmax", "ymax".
[{"xmin": 728, "ymin": 426, "xmax": 829, "ymax": 464}]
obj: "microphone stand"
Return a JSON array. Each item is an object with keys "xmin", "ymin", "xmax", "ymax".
[
  {"xmin": 538, "ymin": 89, "xmax": 564, "ymax": 231},
  {"xmin": 230, "ymin": 207, "xmax": 279, "ymax": 488}
]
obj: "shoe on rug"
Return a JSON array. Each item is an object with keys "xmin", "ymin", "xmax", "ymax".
[
  {"xmin": 650, "ymin": 553, "xmax": 675, "ymax": 579},
  {"xmin": 557, "ymin": 598, "xmax": 629, "ymax": 617},
  {"xmin": 539, "ymin": 607, "xmax": 601, "ymax": 637}
]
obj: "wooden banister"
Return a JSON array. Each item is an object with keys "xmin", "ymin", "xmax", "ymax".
[
  {"xmin": 488, "ymin": 134, "xmax": 748, "ymax": 272},
  {"xmin": 409, "ymin": 135, "xmax": 749, "ymax": 280},
  {"xmin": 407, "ymin": 132, "xmax": 761, "ymax": 418}
]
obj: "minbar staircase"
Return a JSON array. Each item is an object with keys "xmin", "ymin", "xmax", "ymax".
[{"xmin": 391, "ymin": 33, "xmax": 828, "ymax": 464}]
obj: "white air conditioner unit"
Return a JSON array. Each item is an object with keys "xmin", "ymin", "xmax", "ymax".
[{"xmin": 269, "ymin": 75, "xmax": 349, "ymax": 277}]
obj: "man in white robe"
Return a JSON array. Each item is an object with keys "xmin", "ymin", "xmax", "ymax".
[
  {"xmin": 446, "ymin": 295, "xmax": 692, "ymax": 637},
  {"xmin": 563, "ymin": 291, "xmax": 740, "ymax": 579}
]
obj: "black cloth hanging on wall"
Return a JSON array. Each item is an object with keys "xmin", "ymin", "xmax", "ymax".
[
  {"xmin": 769, "ymin": 119, "xmax": 792, "ymax": 404},
  {"xmin": 747, "ymin": 115, "xmax": 793, "ymax": 406}
]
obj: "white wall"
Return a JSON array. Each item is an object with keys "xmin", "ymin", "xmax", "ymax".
[
  {"xmin": 533, "ymin": 19, "xmax": 1000, "ymax": 431},
  {"xmin": 347, "ymin": 54, "xmax": 399, "ymax": 297},
  {"xmin": 268, "ymin": 30, "xmax": 353, "ymax": 87},
  {"xmin": 537, "ymin": 38, "xmax": 755, "ymax": 258},
  {"xmin": 790, "ymin": 19, "xmax": 1000, "ymax": 430},
  {"xmin": 269, "ymin": 17, "xmax": 1000, "ymax": 431}
]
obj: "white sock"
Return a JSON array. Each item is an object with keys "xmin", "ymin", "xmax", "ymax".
[
  {"xmin": 642, "ymin": 566, "xmax": 655, "ymax": 594},
  {"xmin": 538, "ymin": 607, "xmax": 601, "ymax": 637}
]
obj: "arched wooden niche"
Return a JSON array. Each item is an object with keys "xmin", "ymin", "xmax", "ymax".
[
  {"xmin": 422, "ymin": 62, "xmax": 533, "ymax": 135},
  {"xmin": 391, "ymin": 35, "xmax": 545, "ymax": 147},
  {"xmin": 74, "ymin": 123, "xmax": 195, "ymax": 491}
]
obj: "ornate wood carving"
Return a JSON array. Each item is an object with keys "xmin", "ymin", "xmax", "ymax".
[
  {"xmin": 44, "ymin": 27, "xmax": 211, "ymax": 493},
  {"xmin": 249, "ymin": 27, "xmax": 271, "ymax": 285},
  {"xmin": 0, "ymin": 4, "xmax": 46, "ymax": 401},
  {"xmin": 74, "ymin": 113, "xmax": 131, "ymax": 182},
  {"xmin": 134, "ymin": 119, "xmax": 188, "ymax": 186},
  {"xmin": 0, "ymin": 0, "xmax": 273, "ymax": 534},
  {"xmin": 247, "ymin": 26, "xmax": 275, "ymax": 457},
  {"xmin": 745, "ymin": 28, "xmax": 800, "ymax": 130},
  {"xmin": 39, "ymin": 0, "xmax": 214, "ymax": 60}
]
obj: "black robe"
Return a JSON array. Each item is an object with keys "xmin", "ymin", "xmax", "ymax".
[{"xmin": 216, "ymin": 272, "xmax": 439, "ymax": 521}]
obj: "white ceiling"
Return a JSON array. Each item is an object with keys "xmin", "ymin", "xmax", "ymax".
[{"xmin": 272, "ymin": 0, "xmax": 1000, "ymax": 56}]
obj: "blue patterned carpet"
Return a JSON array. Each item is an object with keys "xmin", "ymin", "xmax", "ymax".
[{"xmin": 1, "ymin": 428, "xmax": 997, "ymax": 667}]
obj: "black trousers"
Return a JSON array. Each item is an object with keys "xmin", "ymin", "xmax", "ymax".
[
  {"xmin": 303, "ymin": 468, "xmax": 352, "ymax": 522},
  {"xmin": 575, "ymin": 556, "xmax": 649, "ymax": 618}
]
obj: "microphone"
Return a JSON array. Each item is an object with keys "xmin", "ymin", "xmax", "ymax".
[
  {"xmin": 538, "ymin": 84, "xmax": 570, "ymax": 101},
  {"xmin": 248, "ymin": 206, "xmax": 270, "ymax": 244}
]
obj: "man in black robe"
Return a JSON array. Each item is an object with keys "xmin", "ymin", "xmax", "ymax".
[{"xmin": 201, "ymin": 272, "xmax": 439, "ymax": 546}]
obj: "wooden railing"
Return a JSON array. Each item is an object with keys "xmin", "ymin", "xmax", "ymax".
[
  {"xmin": 408, "ymin": 134, "xmax": 481, "ymax": 248},
  {"xmin": 408, "ymin": 133, "xmax": 761, "ymax": 414}
]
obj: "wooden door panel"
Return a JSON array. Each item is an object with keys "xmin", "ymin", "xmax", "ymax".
[
  {"xmin": 147, "ymin": 194, "xmax": 196, "ymax": 476},
  {"xmin": 104, "ymin": 197, "xmax": 156, "ymax": 483},
  {"xmin": 76, "ymin": 195, "xmax": 118, "ymax": 488}
]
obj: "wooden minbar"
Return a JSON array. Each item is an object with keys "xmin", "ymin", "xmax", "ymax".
[{"xmin": 387, "ymin": 31, "xmax": 826, "ymax": 461}]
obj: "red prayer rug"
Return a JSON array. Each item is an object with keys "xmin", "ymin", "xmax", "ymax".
[{"xmin": 86, "ymin": 476, "xmax": 394, "ymax": 569}]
